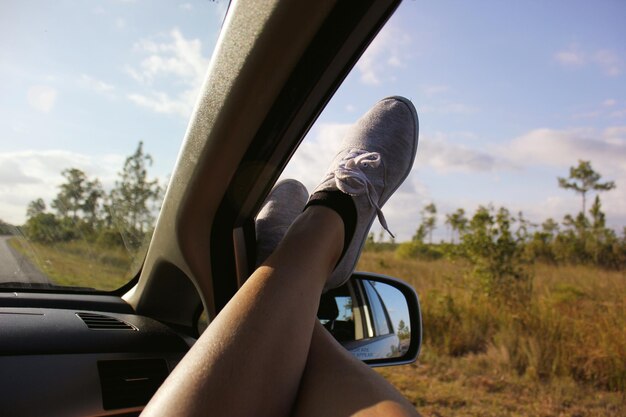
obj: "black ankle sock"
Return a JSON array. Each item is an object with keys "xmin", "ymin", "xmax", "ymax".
[{"xmin": 305, "ymin": 190, "xmax": 356, "ymax": 261}]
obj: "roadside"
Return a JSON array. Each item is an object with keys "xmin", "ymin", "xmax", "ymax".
[
  {"xmin": 0, "ymin": 236, "xmax": 50, "ymax": 284},
  {"xmin": 8, "ymin": 238, "xmax": 133, "ymax": 291},
  {"xmin": 358, "ymin": 251, "xmax": 626, "ymax": 417}
]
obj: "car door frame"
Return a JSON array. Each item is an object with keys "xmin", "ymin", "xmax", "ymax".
[{"xmin": 124, "ymin": 0, "xmax": 403, "ymax": 334}]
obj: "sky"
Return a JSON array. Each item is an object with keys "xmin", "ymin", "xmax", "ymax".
[{"xmin": 1, "ymin": 0, "xmax": 625, "ymax": 243}]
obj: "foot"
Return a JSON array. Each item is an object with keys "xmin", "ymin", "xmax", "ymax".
[
  {"xmin": 307, "ymin": 96, "xmax": 419, "ymax": 289},
  {"xmin": 255, "ymin": 179, "xmax": 309, "ymax": 266}
]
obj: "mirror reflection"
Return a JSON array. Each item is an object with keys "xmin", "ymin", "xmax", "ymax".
[{"xmin": 318, "ymin": 278, "xmax": 411, "ymax": 360}]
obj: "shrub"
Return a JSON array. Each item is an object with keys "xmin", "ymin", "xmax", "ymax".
[
  {"xmin": 396, "ymin": 241, "xmax": 443, "ymax": 261},
  {"xmin": 421, "ymin": 289, "xmax": 500, "ymax": 357},
  {"xmin": 461, "ymin": 206, "xmax": 533, "ymax": 306},
  {"xmin": 24, "ymin": 213, "xmax": 70, "ymax": 243}
]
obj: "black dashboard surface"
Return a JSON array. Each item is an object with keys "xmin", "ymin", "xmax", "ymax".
[
  {"xmin": 0, "ymin": 295, "xmax": 191, "ymax": 416},
  {"xmin": 0, "ymin": 307, "xmax": 189, "ymax": 355}
]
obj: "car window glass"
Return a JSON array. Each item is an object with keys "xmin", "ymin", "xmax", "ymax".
[
  {"xmin": 1, "ymin": 1, "xmax": 227, "ymax": 291},
  {"xmin": 363, "ymin": 280, "xmax": 391, "ymax": 336},
  {"xmin": 334, "ymin": 295, "xmax": 354, "ymax": 321}
]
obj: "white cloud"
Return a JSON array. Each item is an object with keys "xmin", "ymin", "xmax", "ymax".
[
  {"xmin": 0, "ymin": 151, "xmax": 125, "ymax": 225},
  {"xmin": 603, "ymin": 98, "xmax": 617, "ymax": 107},
  {"xmin": 27, "ymin": 85, "xmax": 57, "ymax": 113},
  {"xmin": 419, "ymin": 133, "xmax": 500, "ymax": 174},
  {"xmin": 129, "ymin": 28, "xmax": 208, "ymax": 84},
  {"xmin": 179, "ymin": 3, "xmax": 193, "ymax": 11},
  {"xmin": 280, "ymin": 122, "xmax": 626, "ymax": 241},
  {"xmin": 594, "ymin": 49, "xmax": 622, "ymax": 76},
  {"xmin": 356, "ymin": 24, "xmax": 410, "ymax": 85},
  {"xmin": 555, "ymin": 44, "xmax": 623, "ymax": 76},
  {"xmin": 572, "ymin": 99, "xmax": 626, "ymax": 121},
  {"xmin": 507, "ymin": 127, "xmax": 626, "ymax": 228},
  {"xmin": 0, "ymin": 160, "xmax": 41, "ymax": 186},
  {"xmin": 604, "ymin": 126, "xmax": 626, "ymax": 138},
  {"xmin": 554, "ymin": 45, "xmax": 586, "ymax": 67},
  {"xmin": 127, "ymin": 91, "xmax": 193, "ymax": 116},
  {"xmin": 125, "ymin": 28, "xmax": 209, "ymax": 118},
  {"xmin": 78, "ymin": 74, "xmax": 116, "ymax": 97},
  {"xmin": 508, "ymin": 127, "xmax": 626, "ymax": 172},
  {"xmin": 281, "ymin": 123, "xmax": 351, "ymax": 192},
  {"xmin": 418, "ymin": 127, "xmax": 626, "ymax": 232}
]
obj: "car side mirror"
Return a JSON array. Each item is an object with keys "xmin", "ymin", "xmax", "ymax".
[{"xmin": 317, "ymin": 272, "xmax": 422, "ymax": 367}]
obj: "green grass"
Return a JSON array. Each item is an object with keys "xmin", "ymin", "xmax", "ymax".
[
  {"xmin": 358, "ymin": 250, "xmax": 626, "ymax": 416},
  {"xmin": 9, "ymin": 238, "xmax": 138, "ymax": 291}
]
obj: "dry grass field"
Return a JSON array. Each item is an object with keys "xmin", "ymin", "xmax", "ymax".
[
  {"xmin": 358, "ymin": 251, "xmax": 626, "ymax": 416},
  {"xmin": 9, "ymin": 237, "xmax": 626, "ymax": 415}
]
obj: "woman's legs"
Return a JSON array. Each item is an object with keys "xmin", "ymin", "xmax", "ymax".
[
  {"xmin": 292, "ymin": 321, "xmax": 420, "ymax": 417},
  {"xmin": 143, "ymin": 96, "xmax": 419, "ymax": 417},
  {"xmin": 142, "ymin": 206, "xmax": 344, "ymax": 417}
]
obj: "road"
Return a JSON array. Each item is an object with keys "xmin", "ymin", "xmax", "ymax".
[{"xmin": 0, "ymin": 236, "xmax": 50, "ymax": 284}]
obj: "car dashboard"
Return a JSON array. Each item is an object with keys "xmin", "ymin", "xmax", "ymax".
[{"xmin": 0, "ymin": 292, "xmax": 191, "ymax": 417}]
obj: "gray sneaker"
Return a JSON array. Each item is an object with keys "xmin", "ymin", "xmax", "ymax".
[
  {"xmin": 255, "ymin": 179, "xmax": 309, "ymax": 266},
  {"xmin": 313, "ymin": 96, "xmax": 419, "ymax": 289}
]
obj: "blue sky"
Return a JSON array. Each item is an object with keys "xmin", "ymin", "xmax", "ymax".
[{"xmin": 1, "ymin": 0, "xmax": 625, "ymax": 242}]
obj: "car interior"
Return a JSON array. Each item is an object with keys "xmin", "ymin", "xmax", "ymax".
[{"xmin": 0, "ymin": 1, "xmax": 423, "ymax": 416}]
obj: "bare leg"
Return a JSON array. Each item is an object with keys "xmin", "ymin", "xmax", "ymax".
[
  {"xmin": 144, "ymin": 96, "xmax": 419, "ymax": 417},
  {"xmin": 142, "ymin": 206, "xmax": 344, "ymax": 417},
  {"xmin": 292, "ymin": 321, "xmax": 420, "ymax": 417}
]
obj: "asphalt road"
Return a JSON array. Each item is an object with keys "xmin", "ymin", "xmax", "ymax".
[{"xmin": 0, "ymin": 236, "xmax": 50, "ymax": 284}]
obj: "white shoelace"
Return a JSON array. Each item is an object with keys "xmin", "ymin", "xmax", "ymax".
[{"xmin": 326, "ymin": 148, "xmax": 394, "ymax": 238}]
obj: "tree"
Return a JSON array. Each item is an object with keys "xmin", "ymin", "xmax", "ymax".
[
  {"xmin": 527, "ymin": 218, "xmax": 559, "ymax": 263},
  {"xmin": 50, "ymin": 168, "xmax": 102, "ymax": 226},
  {"xmin": 411, "ymin": 203, "xmax": 436, "ymax": 244},
  {"xmin": 412, "ymin": 224, "xmax": 427, "ymax": 243},
  {"xmin": 26, "ymin": 198, "xmax": 46, "ymax": 219},
  {"xmin": 563, "ymin": 212, "xmax": 589, "ymax": 239},
  {"xmin": 585, "ymin": 195, "xmax": 620, "ymax": 267},
  {"xmin": 397, "ymin": 320, "xmax": 410, "ymax": 341},
  {"xmin": 461, "ymin": 206, "xmax": 532, "ymax": 304},
  {"xmin": 52, "ymin": 168, "xmax": 87, "ymax": 220},
  {"xmin": 109, "ymin": 142, "xmax": 162, "ymax": 248},
  {"xmin": 541, "ymin": 218, "xmax": 559, "ymax": 239},
  {"xmin": 589, "ymin": 195, "xmax": 605, "ymax": 231},
  {"xmin": 445, "ymin": 208, "xmax": 468, "ymax": 243},
  {"xmin": 422, "ymin": 203, "xmax": 437, "ymax": 243},
  {"xmin": 558, "ymin": 160, "xmax": 616, "ymax": 214},
  {"xmin": 81, "ymin": 179, "xmax": 104, "ymax": 228},
  {"xmin": 24, "ymin": 213, "xmax": 67, "ymax": 243},
  {"xmin": 0, "ymin": 219, "xmax": 13, "ymax": 235}
]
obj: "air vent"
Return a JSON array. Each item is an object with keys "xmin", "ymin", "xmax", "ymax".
[
  {"xmin": 76, "ymin": 312, "xmax": 137, "ymax": 330},
  {"xmin": 98, "ymin": 359, "xmax": 169, "ymax": 410}
]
